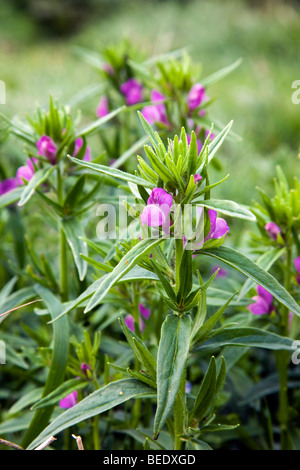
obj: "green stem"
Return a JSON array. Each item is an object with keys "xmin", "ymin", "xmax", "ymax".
[
  {"xmin": 59, "ymin": 227, "xmax": 68, "ymax": 302},
  {"xmin": 276, "ymin": 244, "xmax": 293, "ymax": 450},
  {"xmin": 57, "ymin": 165, "xmax": 68, "ymax": 302},
  {"xmin": 175, "ymin": 238, "xmax": 184, "ymax": 294}
]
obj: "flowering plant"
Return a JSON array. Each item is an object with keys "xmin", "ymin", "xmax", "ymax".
[{"xmin": 0, "ymin": 44, "xmax": 299, "ymax": 452}]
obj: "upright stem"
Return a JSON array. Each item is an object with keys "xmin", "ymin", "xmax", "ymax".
[
  {"xmin": 276, "ymin": 244, "xmax": 292, "ymax": 449},
  {"xmin": 57, "ymin": 166, "xmax": 68, "ymax": 302},
  {"xmin": 175, "ymin": 238, "xmax": 183, "ymax": 293}
]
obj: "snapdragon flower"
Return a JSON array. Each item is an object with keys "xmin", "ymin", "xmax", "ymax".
[
  {"xmin": 120, "ymin": 78, "xmax": 143, "ymax": 105},
  {"xmin": 59, "ymin": 390, "xmax": 78, "ymax": 409},
  {"xmin": 205, "ymin": 209, "xmax": 229, "ymax": 241},
  {"xmin": 187, "ymin": 83, "xmax": 207, "ymax": 112},
  {"xmin": 0, "ymin": 177, "xmax": 17, "ymax": 196},
  {"xmin": 141, "ymin": 90, "xmax": 169, "ymax": 126},
  {"xmin": 96, "ymin": 96, "xmax": 109, "ymax": 118},
  {"xmin": 16, "ymin": 164, "xmax": 34, "ymax": 185},
  {"xmin": 141, "ymin": 187, "xmax": 173, "ymax": 228},
  {"xmin": 124, "ymin": 304, "xmax": 151, "ymax": 333},
  {"xmin": 265, "ymin": 221, "xmax": 281, "ymax": 241},
  {"xmin": 36, "ymin": 135, "xmax": 57, "ymax": 165},
  {"xmin": 73, "ymin": 137, "xmax": 91, "ymax": 161},
  {"xmin": 248, "ymin": 285, "xmax": 274, "ymax": 315},
  {"xmin": 294, "ymin": 257, "xmax": 300, "ymax": 284}
]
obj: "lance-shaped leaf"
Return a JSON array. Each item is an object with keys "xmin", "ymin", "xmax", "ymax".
[
  {"xmin": 193, "ymin": 198, "xmax": 256, "ymax": 221},
  {"xmin": 76, "ymin": 106, "xmax": 125, "ymax": 136},
  {"xmin": 0, "ymin": 187, "xmax": 23, "ymax": 209},
  {"xmin": 21, "ymin": 285, "xmax": 69, "ymax": 448},
  {"xmin": 26, "ymin": 379, "xmax": 156, "ymax": 450},
  {"xmin": 154, "ymin": 313, "xmax": 192, "ymax": 438},
  {"xmin": 60, "ymin": 217, "xmax": 88, "ymax": 281},
  {"xmin": 206, "ymin": 120, "xmax": 233, "ymax": 164},
  {"xmin": 18, "ymin": 166, "xmax": 55, "ymax": 207},
  {"xmin": 85, "ymin": 237, "xmax": 166, "ymax": 312},
  {"xmin": 68, "ymin": 156, "xmax": 155, "ymax": 188},
  {"xmin": 196, "ymin": 326, "xmax": 297, "ymax": 351},
  {"xmin": 197, "ymin": 245, "xmax": 300, "ymax": 317}
]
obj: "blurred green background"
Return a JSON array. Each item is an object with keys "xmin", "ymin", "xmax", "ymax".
[{"xmin": 0, "ymin": 0, "xmax": 299, "ymax": 209}]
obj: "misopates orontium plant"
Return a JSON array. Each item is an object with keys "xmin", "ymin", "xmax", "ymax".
[
  {"xmin": 17, "ymin": 112, "xmax": 300, "ymax": 451},
  {"xmin": 1, "ymin": 46, "xmax": 300, "ymax": 451},
  {"xmin": 236, "ymin": 166, "xmax": 300, "ymax": 450}
]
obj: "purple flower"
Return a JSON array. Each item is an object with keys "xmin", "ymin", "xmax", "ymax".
[
  {"xmin": 265, "ymin": 222, "xmax": 281, "ymax": 241},
  {"xmin": 139, "ymin": 303, "xmax": 151, "ymax": 320},
  {"xmin": 36, "ymin": 135, "xmax": 57, "ymax": 165},
  {"xmin": 102, "ymin": 63, "xmax": 114, "ymax": 75},
  {"xmin": 120, "ymin": 78, "xmax": 143, "ymax": 105},
  {"xmin": 81, "ymin": 362, "xmax": 92, "ymax": 379},
  {"xmin": 141, "ymin": 90, "xmax": 169, "ymax": 126},
  {"xmin": 205, "ymin": 129, "xmax": 215, "ymax": 141},
  {"xmin": 73, "ymin": 137, "xmax": 91, "ymax": 161},
  {"xmin": 248, "ymin": 285, "xmax": 274, "ymax": 315},
  {"xmin": 16, "ymin": 165, "xmax": 34, "ymax": 185},
  {"xmin": 205, "ymin": 209, "xmax": 229, "ymax": 241},
  {"xmin": 211, "ymin": 266, "xmax": 228, "ymax": 278},
  {"xmin": 96, "ymin": 96, "xmax": 109, "ymax": 118},
  {"xmin": 141, "ymin": 188, "xmax": 173, "ymax": 228},
  {"xmin": 294, "ymin": 257, "xmax": 300, "ymax": 284},
  {"xmin": 187, "ymin": 83, "xmax": 207, "ymax": 112},
  {"xmin": 124, "ymin": 314, "xmax": 145, "ymax": 333},
  {"xmin": 59, "ymin": 390, "xmax": 78, "ymax": 409},
  {"xmin": 0, "ymin": 177, "xmax": 18, "ymax": 196},
  {"xmin": 193, "ymin": 173, "xmax": 202, "ymax": 184}
]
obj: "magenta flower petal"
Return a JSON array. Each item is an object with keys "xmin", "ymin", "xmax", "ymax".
[
  {"xmin": 257, "ymin": 285, "xmax": 273, "ymax": 307},
  {"xmin": 36, "ymin": 135, "xmax": 57, "ymax": 165},
  {"xmin": 294, "ymin": 257, "xmax": 300, "ymax": 274},
  {"xmin": 193, "ymin": 173, "xmax": 202, "ymax": 184},
  {"xmin": 141, "ymin": 105, "xmax": 162, "ymax": 125},
  {"xmin": 59, "ymin": 390, "xmax": 78, "ymax": 409},
  {"xmin": 16, "ymin": 165, "xmax": 34, "ymax": 185},
  {"xmin": 187, "ymin": 83, "xmax": 207, "ymax": 111},
  {"xmin": 248, "ymin": 285, "xmax": 274, "ymax": 315},
  {"xmin": 141, "ymin": 188, "xmax": 173, "ymax": 228},
  {"xmin": 141, "ymin": 89, "xmax": 169, "ymax": 126},
  {"xmin": 120, "ymin": 78, "xmax": 143, "ymax": 105},
  {"xmin": 265, "ymin": 222, "xmax": 281, "ymax": 241},
  {"xmin": 147, "ymin": 187, "xmax": 173, "ymax": 208},
  {"xmin": 0, "ymin": 177, "xmax": 18, "ymax": 196},
  {"xmin": 73, "ymin": 138, "xmax": 91, "ymax": 161},
  {"xmin": 139, "ymin": 303, "xmax": 151, "ymax": 320},
  {"xmin": 248, "ymin": 297, "xmax": 270, "ymax": 315},
  {"xmin": 124, "ymin": 314, "xmax": 135, "ymax": 332},
  {"xmin": 96, "ymin": 96, "xmax": 109, "ymax": 118},
  {"xmin": 210, "ymin": 218, "xmax": 230, "ymax": 239}
]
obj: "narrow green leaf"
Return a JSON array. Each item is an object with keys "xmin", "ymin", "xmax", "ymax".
[
  {"xmin": 201, "ymin": 58, "xmax": 243, "ymax": 87},
  {"xmin": 68, "ymin": 156, "xmax": 155, "ymax": 188},
  {"xmin": 32, "ymin": 378, "xmax": 89, "ymax": 410},
  {"xmin": 85, "ymin": 237, "xmax": 166, "ymax": 312},
  {"xmin": 77, "ymin": 106, "xmax": 125, "ymax": 136},
  {"xmin": 206, "ymin": 120, "xmax": 233, "ymax": 164},
  {"xmin": 21, "ymin": 285, "xmax": 69, "ymax": 448},
  {"xmin": 154, "ymin": 313, "xmax": 192, "ymax": 437},
  {"xmin": 26, "ymin": 379, "xmax": 155, "ymax": 450},
  {"xmin": 196, "ymin": 326, "xmax": 297, "ymax": 351},
  {"xmin": 60, "ymin": 217, "xmax": 88, "ymax": 281},
  {"xmin": 189, "ymin": 356, "xmax": 217, "ymax": 424},
  {"xmin": 198, "ymin": 245, "xmax": 300, "ymax": 317},
  {"xmin": 18, "ymin": 166, "xmax": 55, "ymax": 206},
  {"xmin": 193, "ymin": 198, "xmax": 256, "ymax": 221}
]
